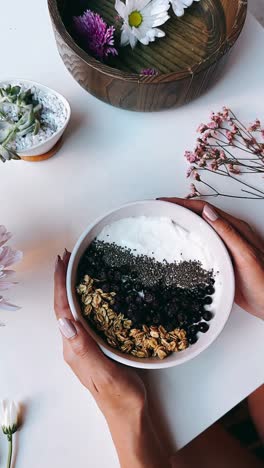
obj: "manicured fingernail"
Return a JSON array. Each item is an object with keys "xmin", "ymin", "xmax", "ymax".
[
  {"xmin": 203, "ymin": 204, "xmax": 219, "ymax": 222},
  {"xmin": 63, "ymin": 248, "xmax": 68, "ymax": 260},
  {"xmin": 55, "ymin": 255, "xmax": 61, "ymax": 270},
  {"xmin": 58, "ymin": 318, "xmax": 77, "ymax": 339}
]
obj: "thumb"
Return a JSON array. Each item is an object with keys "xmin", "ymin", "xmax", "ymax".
[
  {"xmin": 202, "ymin": 204, "xmax": 255, "ymax": 262},
  {"xmin": 58, "ymin": 317, "xmax": 109, "ymax": 370}
]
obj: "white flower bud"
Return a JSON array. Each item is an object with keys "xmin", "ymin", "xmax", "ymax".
[{"xmin": 0, "ymin": 400, "xmax": 19, "ymax": 435}]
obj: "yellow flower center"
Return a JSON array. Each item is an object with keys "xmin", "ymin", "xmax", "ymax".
[{"xmin": 128, "ymin": 11, "xmax": 143, "ymax": 28}]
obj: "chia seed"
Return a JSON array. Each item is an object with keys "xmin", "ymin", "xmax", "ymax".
[{"xmin": 88, "ymin": 240, "xmax": 214, "ymax": 289}]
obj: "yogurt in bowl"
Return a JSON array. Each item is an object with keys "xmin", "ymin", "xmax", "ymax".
[{"xmin": 67, "ymin": 200, "xmax": 235, "ymax": 369}]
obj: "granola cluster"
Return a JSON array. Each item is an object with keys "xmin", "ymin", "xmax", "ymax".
[{"xmin": 76, "ymin": 274, "xmax": 188, "ymax": 360}]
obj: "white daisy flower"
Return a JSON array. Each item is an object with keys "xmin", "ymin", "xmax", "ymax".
[
  {"xmin": 170, "ymin": 0, "xmax": 200, "ymax": 17},
  {"xmin": 115, "ymin": 0, "xmax": 170, "ymax": 48}
]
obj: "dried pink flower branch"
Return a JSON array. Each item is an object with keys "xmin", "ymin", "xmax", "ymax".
[
  {"xmin": 185, "ymin": 107, "xmax": 264, "ymax": 200},
  {"xmin": 0, "ymin": 226, "xmax": 22, "ymax": 311}
]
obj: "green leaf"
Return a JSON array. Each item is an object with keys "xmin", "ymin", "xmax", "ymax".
[
  {"xmin": 34, "ymin": 119, "xmax": 40, "ymax": 135},
  {"xmin": 10, "ymin": 86, "xmax": 21, "ymax": 96},
  {"xmin": 0, "ymin": 145, "xmax": 12, "ymax": 160},
  {"xmin": 0, "ymin": 144, "xmax": 20, "ymax": 162},
  {"xmin": 0, "ymin": 121, "xmax": 13, "ymax": 143}
]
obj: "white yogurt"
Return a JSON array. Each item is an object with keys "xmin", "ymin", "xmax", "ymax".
[{"xmin": 97, "ymin": 216, "xmax": 213, "ymax": 270}]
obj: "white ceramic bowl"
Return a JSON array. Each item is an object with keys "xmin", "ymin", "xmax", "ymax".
[
  {"xmin": 67, "ymin": 201, "xmax": 235, "ymax": 369},
  {"xmin": 0, "ymin": 79, "xmax": 71, "ymax": 157}
]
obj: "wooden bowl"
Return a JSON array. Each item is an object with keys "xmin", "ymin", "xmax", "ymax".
[{"xmin": 48, "ymin": 0, "xmax": 247, "ymax": 112}]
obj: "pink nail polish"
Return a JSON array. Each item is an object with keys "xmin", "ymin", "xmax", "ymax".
[
  {"xmin": 203, "ymin": 205, "xmax": 219, "ymax": 222},
  {"xmin": 58, "ymin": 318, "xmax": 77, "ymax": 339}
]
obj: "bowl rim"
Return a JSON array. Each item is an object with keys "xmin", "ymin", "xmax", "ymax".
[
  {"xmin": 66, "ymin": 200, "xmax": 235, "ymax": 369},
  {"xmin": 48, "ymin": 0, "xmax": 247, "ymax": 84},
  {"xmin": 0, "ymin": 77, "xmax": 71, "ymax": 153}
]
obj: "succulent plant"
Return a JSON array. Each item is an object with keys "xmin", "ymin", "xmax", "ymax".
[{"xmin": 0, "ymin": 85, "xmax": 42, "ymax": 162}]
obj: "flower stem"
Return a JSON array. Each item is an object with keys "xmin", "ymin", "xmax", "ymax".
[{"xmin": 7, "ymin": 435, "xmax": 13, "ymax": 468}]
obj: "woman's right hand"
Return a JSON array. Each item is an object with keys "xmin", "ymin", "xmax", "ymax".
[{"xmin": 160, "ymin": 198, "xmax": 264, "ymax": 320}]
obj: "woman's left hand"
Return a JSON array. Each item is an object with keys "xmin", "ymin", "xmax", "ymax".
[
  {"xmin": 54, "ymin": 250, "xmax": 170, "ymax": 468},
  {"xmin": 54, "ymin": 250, "xmax": 146, "ymax": 421}
]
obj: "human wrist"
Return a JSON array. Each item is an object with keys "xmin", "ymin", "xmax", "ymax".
[{"xmin": 106, "ymin": 406, "xmax": 169, "ymax": 468}]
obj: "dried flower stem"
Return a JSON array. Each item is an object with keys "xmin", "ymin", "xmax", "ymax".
[{"xmin": 185, "ymin": 107, "xmax": 264, "ymax": 200}]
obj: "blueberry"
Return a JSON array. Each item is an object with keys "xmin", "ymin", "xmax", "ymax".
[
  {"xmin": 192, "ymin": 287, "xmax": 205, "ymax": 299},
  {"xmin": 166, "ymin": 322, "xmax": 175, "ymax": 332},
  {"xmin": 167, "ymin": 310, "xmax": 174, "ymax": 319},
  {"xmin": 144, "ymin": 292, "xmax": 155, "ymax": 304},
  {"xmin": 177, "ymin": 312, "xmax": 187, "ymax": 324},
  {"xmin": 202, "ymin": 311, "xmax": 213, "ymax": 321},
  {"xmin": 151, "ymin": 299, "xmax": 160, "ymax": 309},
  {"xmin": 152, "ymin": 313, "xmax": 161, "ymax": 324},
  {"xmin": 98, "ymin": 271, "xmax": 107, "ymax": 281},
  {"xmin": 190, "ymin": 303, "xmax": 201, "ymax": 313},
  {"xmin": 122, "ymin": 283, "xmax": 133, "ymax": 293},
  {"xmin": 114, "ymin": 301, "xmax": 123, "ymax": 313},
  {"xmin": 120, "ymin": 265, "xmax": 129, "ymax": 274},
  {"xmin": 133, "ymin": 281, "xmax": 142, "ymax": 291},
  {"xmin": 107, "ymin": 269, "xmax": 116, "ymax": 280},
  {"xmin": 89, "ymin": 258, "xmax": 97, "ymax": 267},
  {"xmin": 191, "ymin": 313, "xmax": 201, "ymax": 323},
  {"xmin": 198, "ymin": 322, "xmax": 209, "ymax": 333},
  {"xmin": 135, "ymin": 295, "xmax": 143, "ymax": 305},
  {"xmin": 111, "ymin": 284, "xmax": 120, "ymax": 293},
  {"xmin": 188, "ymin": 325, "xmax": 198, "ymax": 335},
  {"xmin": 171, "ymin": 300, "xmax": 180, "ymax": 312},
  {"xmin": 126, "ymin": 294, "xmax": 135, "ymax": 305},
  {"xmin": 130, "ymin": 271, "xmax": 138, "ymax": 280},
  {"xmin": 88, "ymin": 267, "xmax": 96, "ymax": 277},
  {"xmin": 114, "ymin": 271, "xmax": 122, "ymax": 281},
  {"xmin": 188, "ymin": 334, "xmax": 198, "ymax": 345},
  {"xmin": 203, "ymin": 296, "xmax": 213, "ymax": 305},
  {"xmin": 205, "ymin": 285, "xmax": 215, "ymax": 295},
  {"xmin": 130, "ymin": 314, "xmax": 138, "ymax": 323},
  {"xmin": 101, "ymin": 283, "xmax": 110, "ymax": 293}
]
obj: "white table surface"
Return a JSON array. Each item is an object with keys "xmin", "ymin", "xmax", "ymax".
[
  {"xmin": 250, "ymin": 0, "xmax": 264, "ymax": 27},
  {"xmin": 0, "ymin": 1, "xmax": 264, "ymax": 467}
]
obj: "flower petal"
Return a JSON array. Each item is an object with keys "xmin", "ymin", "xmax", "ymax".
[
  {"xmin": 0, "ymin": 247, "xmax": 23, "ymax": 268},
  {"xmin": 0, "ymin": 297, "xmax": 20, "ymax": 311},
  {"xmin": 115, "ymin": 0, "xmax": 126, "ymax": 17},
  {"xmin": 129, "ymin": 30, "xmax": 138, "ymax": 48},
  {"xmin": 152, "ymin": 13, "xmax": 170, "ymax": 27},
  {"xmin": 0, "ymin": 281, "xmax": 17, "ymax": 290},
  {"xmin": 0, "ymin": 226, "xmax": 12, "ymax": 248},
  {"xmin": 9, "ymin": 401, "xmax": 18, "ymax": 427},
  {"xmin": 120, "ymin": 26, "xmax": 131, "ymax": 46}
]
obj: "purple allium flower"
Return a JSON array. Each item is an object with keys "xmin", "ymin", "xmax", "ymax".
[
  {"xmin": 140, "ymin": 68, "xmax": 158, "ymax": 76},
  {"xmin": 73, "ymin": 10, "xmax": 118, "ymax": 61}
]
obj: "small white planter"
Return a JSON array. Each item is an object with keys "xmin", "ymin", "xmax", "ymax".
[{"xmin": 0, "ymin": 79, "xmax": 71, "ymax": 161}]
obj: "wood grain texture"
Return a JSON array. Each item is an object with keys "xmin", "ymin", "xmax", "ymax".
[{"xmin": 48, "ymin": 0, "xmax": 247, "ymax": 111}]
